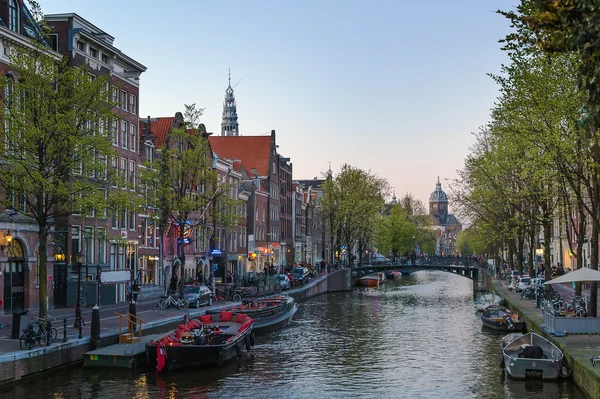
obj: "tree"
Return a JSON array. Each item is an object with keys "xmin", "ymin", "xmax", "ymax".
[
  {"xmin": 456, "ymin": 227, "xmax": 487, "ymax": 256},
  {"xmin": 143, "ymin": 104, "xmax": 238, "ymax": 299},
  {"xmin": 374, "ymin": 205, "xmax": 416, "ymax": 262},
  {"xmin": 321, "ymin": 164, "xmax": 389, "ymax": 265},
  {"xmin": 0, "ymin": 2, "xmax": 119, "ymax": 317}
]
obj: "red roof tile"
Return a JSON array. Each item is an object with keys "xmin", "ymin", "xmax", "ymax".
[
  {"xmin": 209, "ymin": 136, "xmax": 271, "ymax": 176},
  {"xmin": 140, "ymin": 117, "xmax": 174, "ymax": 147}
]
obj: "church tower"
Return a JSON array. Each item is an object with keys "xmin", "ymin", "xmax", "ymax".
[
  {"xmin": 429, "ymin": 177, "xmax": 448, "ymax": 223},
  {"xmin": 221, "ymin": 70, "xmax": 239, "ymax": 136}
]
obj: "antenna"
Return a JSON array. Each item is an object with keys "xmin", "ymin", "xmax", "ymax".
[{"xmin": 233, "ymin": 79, "xmax": 242, "ymax": 89}]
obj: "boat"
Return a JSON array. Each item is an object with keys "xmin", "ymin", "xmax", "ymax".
[
  {"xmin": 146, "ymin": 310, "xmax": 255, "ymax": 373},
  {"xmin": 501, "ymin": 332, "xmax": 567, "ymax": 380},
  {"xmin": 401, "ymin": 268, "xmax": 411, "ymax": 276},
  {"xmin": 481, "ymin": 305, "xmax": 524, "ymax": 331},
  {"xmin": 208, "ymin": 295, "xmax": 298, "ymax": 335},
  {"xmin": 358, "ymin": 275, "xmax": 380, "ymax": 287},
  {"xmin": 475, "ymin": 293, "xmax": 502, "ymax": 311},
  {"xmin": 377, "ymin": 272, "xmax": 386, "ymax": 283},
  {"xmin": 386, "ymin": 271, "xmax": 401, "ymax": 280}
]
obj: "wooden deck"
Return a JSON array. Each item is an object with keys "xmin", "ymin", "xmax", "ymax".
[{"xmin": 83, "ymin": 334, "xmax": 160, "ymax": 369}]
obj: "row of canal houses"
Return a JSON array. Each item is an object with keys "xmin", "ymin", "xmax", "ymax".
[{"xmin": 0, "ymin": 3, "xmax": 328, "ymax": 313}]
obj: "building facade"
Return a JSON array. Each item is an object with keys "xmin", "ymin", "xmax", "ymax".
[{"xmin": 429, "ymin": 178, "xmax": 462, "ymax": 256}]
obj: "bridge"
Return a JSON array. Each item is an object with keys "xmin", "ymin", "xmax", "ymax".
[{"xmin": 351, "ymin": 260, "xmax": 482, "ymax": 296}]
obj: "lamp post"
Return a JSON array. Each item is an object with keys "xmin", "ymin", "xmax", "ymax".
[{"xmin": 73, "ymin": 252, "xmax": 85, "ymax": 331}]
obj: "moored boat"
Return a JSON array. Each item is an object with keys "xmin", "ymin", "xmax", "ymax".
[
  {"xmin": 386, "ymin": 271, "xmax": 401, "ymax": 280},
  {"xmin": 146, "ymin": 310, "xmax": 255, "ymax": 373},
  {"xmin": 358, "ymin": 275, "xmax": 380, "ymax": 287},
  {"xmin": 401, "ymin": 268, "xmax": 411, "ymax": 276},
  {"xmin": 501, "ymin": 332, "xmax": 567, "ymax": 380},
  {"xmin": 475, "ymin": 293, "xmax": 502, "ymax": 311},
  {"xmin": 209, "ymin": 295, "xmax": 298, "ymax": 335},
  {"xmin": 481, "ymin": 305, "xmax": 524, "ymax": 331}
]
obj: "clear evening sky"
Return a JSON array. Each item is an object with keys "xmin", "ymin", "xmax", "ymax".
[{"xmin": 40, "ymin": 0, "xmax": 516, "ymax": 208}]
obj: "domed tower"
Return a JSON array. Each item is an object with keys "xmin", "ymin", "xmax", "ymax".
[
  {"xmin": 221, "ymin": 70, "xmax": 239, "ymax": 136},
  {"xmin": 429, "ymin": 177, "xmax": 448, "ymax": 224}
]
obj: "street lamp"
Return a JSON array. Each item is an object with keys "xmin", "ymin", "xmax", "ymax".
[
  {"xmin": 74, "ymin": 252, "xmax": 85, "ymax": 332},
  {"xmin": 412, "ymin": 235, "xmax": 416, "ymax": 265}
]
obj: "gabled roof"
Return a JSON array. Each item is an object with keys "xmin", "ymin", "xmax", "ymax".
[
  {"xmin": 209, "ymin": 136, "xmax": 271, "ymax": 177},
  {"xmin": 140, "ymin": 117, "xmax": 174, "ymax": 147}
]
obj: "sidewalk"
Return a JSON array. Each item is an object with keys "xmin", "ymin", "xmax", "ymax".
[
  {"xmin": 491, "ymin": 275, "xmax": 600, "ymax": 398},
  {"xmin": 0, "ymin": 296, "xmax": 238, "ymax": 355}
]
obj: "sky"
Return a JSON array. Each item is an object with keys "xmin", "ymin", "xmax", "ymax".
[{"xmin": 40, "ymin": 0, "xmax": 517, "ymax": 208}]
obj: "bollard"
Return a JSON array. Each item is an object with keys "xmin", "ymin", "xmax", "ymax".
[
  {"xmin": 62, "ymin": 318, "xmax": 67, "ymax": 343},
  {"xmin": 78, "ymin": 322, "xmax": 83, "ymax": 340},
  {"xmin": 91, "ymin": 305, "xmax": 100, "ymax": 350},
  {"xmin": 183, "ymin": 313, "xmax": 189, "ymax": 324}
]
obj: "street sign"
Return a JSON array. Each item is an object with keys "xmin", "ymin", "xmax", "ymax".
[
  {"xmin": 99, "ymin": 269, "xmax": 131, "ymax": 284},
  {"xmin": 211, "ymin": 249, "xmax": 222, "ymax": 256}
]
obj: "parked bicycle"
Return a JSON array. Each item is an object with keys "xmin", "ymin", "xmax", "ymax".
[
  {"xmin": 159, "ymin": 294, "xmax": 189, "ymax": 310},
  {"xmin": 213, "ymin": 286, "xmax": 242, "ymax": 303},
  {"xmin": 19, "ymin": 316, "xmax": 55, "ymax": 349}
]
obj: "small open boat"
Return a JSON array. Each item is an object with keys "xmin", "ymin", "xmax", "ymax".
[
  {"xmin": 481, "ymin": 305, "xmax": 524, "ymax": 331},
  {"xmin": 358, "ymin": 275, "xmax": 379, "ymax": 287},
  {"xmin": 501, "ymin": 332, "xmax": 567, "ymax": 380},
  {"xmin": 146, "ymin": 311, "xmax": 255, "ymax": 373},
  {"xmin": 386, "ymin": 271, "xmax": 401, "ymax": 280},
  {"xmin": 208, "ymin": 295, "xmax": 297, "ymax": 335},
  {"xmin": 401, "ymin": 268, "xmax": 411, "ymax": 276},
  {"xmin": 475, "ymin": 293, "xmax": 502, "ymax": 311}
]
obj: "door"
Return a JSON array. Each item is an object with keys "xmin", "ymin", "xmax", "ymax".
[
  {"xmin": 53, "ymin": 263, "xmax": 68, "ymax": 308},
  {"xmin": 3, "ymin": 261, "xmax": 25, "ymax": 314}
]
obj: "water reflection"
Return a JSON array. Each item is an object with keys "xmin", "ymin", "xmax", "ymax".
[{"xmin": 3, "ymin": 271, "xmax": 587, "ymax": 399}]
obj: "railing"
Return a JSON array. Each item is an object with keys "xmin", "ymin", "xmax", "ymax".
[{"xmin": 116, "ymin": 312, "xmax": 146, "ymax": 344}]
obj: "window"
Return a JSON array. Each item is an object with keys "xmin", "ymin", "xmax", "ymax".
[
  {"xmin": 112, "ymin": 119, "xmax": 118, "ymax": 145},
  {"xmin": 8, "ymin": 0, "xmax": 18, "ymax": 33},
  {"xmin": 216, "ymin": 228, "xmax": 221, "ymax": 248},
  {"xmin": 112, "ymin": 85, "xmax": 118, "ymax": 104},
  {"xmin": 145, "ymin": 142, "xmax": 154, "ymax": 163},
  {"xmin": 129, "ymin": 160, "xmax": 136, "ymax": 189},
  {"xmin": 71, "ymin": 226, "xmax": 81, "ymax": 258},
  {"xmin": 130, "ymin": 124, "xmax": 137, "ymax": 152},
  {"xmin": 89, "ymin": 47, "xmax": 98, "ymax": 58},
  {"xmin": 77, "ymin": 41, "xmax": 85, "ymax": 52},
  {"xmin": 98, "ymin": 228, "xmax": 106, "ymax": 264},
  {"xmin": 111, "ymin": 157, "xmax": 118, "ymax": 187},
  {"xmin": 85, "ymin": 227, "xmax": 94, "ymax": 264},
  {"xmin": 121, "ymin": 208, "xmax": 127, "ymax": 229},
  {"xmin": 129, "ymin": 209, "xmax": 136, "ymax": 231},
  {"xmin": 111, "ymin": 212, "xmax": 118, "ymax": 229},
  {"xmin": 99, "ymin": 188, "xmax": 108, "ymax": 217},
  {"xmin": 121, "ymin": 121, "xmax": 128, "ymax": 148},
  {"xmin": 129, "ymin": 94, "xmax": 137, "ymax": 115},
  {"xmin": 120, "ymin": 158, "xmax": 127, "ymax": 187},
  {"xmin": 121, "ymin": 90, "xmax": 127, "ymax": 110},
  {"xmin": 101, "ymin": 54, "xmax": 108, "ymax": 64}
]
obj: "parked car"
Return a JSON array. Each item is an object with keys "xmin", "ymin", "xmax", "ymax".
[
  {"xmin": 184, "ymin": 285, "xmax": 213, "ymax": 308},
  {"xmin": 278, "ymin": 274, "xmax": 291, "ymax": 290},
  {"xmin": 293, "ymin": 267, "xmax": 311, "ymax": 283},
  {"xmin": 529, "ymin": 278, "xmax": 545, "ymax": 290},
  {"xmin": 515, "ymin": 276, "xmax": 532, "ymax": 293}
]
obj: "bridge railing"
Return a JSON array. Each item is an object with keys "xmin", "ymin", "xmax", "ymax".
[{"xmin": 352, "ymin": 257, "xmax": 482, "ymax": 269}]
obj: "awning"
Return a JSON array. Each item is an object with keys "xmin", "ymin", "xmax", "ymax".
[{"xmin": 544, "ymin": 267, "xmax": 600, "ymax": 284}]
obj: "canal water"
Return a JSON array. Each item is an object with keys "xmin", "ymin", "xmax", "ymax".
[{"xmin": 3, "ymin": 271, "xmax": 587, "ymax": 399}]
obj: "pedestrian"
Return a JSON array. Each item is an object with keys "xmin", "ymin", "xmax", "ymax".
[
  {"xmin": 170, "ymin": 273, "xmax": 178, "ymax": 293},
  {"xmin": 132, "ymin": 280, "xmax": 140, "ymax": 302}
]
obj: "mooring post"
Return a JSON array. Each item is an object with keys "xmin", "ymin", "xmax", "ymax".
[
  {"xmin": 62, "ymin": 318, "xmax": 67, "ymax": 343},
  {"xmin": 91, "ymin": 305, "xmax": 100, "ymax": 350}
]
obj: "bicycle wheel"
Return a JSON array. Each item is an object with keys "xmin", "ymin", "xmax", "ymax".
[
  {"xmin": 233, "ymin": 293, "xmax": 242, "ymax": 302},
  {"xmin": 159, "ymin": 298, "xmax": 169, "ymax": 309},
  {"xmin": 178, "ymin": 299, "xmax": 189, "ymax": 310},
  {"xmin": 51, "ymin": 327, "xmax": 58, "ymax": 340},
  {"xmin": 20, "ymin": 334, "xmax": 32, "ymax": 350}
]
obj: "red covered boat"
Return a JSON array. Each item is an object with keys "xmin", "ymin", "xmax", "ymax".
[{"xmin": 146, "ymin": 310, "xmax": 255, "ymax": 373}]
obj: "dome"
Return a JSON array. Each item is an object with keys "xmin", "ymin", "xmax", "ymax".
[{"xmin": 429, "ymin": 178, "xmax": 448, "ymax": 203}]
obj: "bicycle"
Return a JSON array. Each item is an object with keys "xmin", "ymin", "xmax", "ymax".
[
  {"xmin": 35, "ymin": 316, "xmax": 58, "ymax": 341},
  {"xmin": 159, "ymin": 294, "xmax": 189, "ymax": 310},
  {"xmin": 19, "ymin": 317, "xmax": 53, "ymax": 350}
]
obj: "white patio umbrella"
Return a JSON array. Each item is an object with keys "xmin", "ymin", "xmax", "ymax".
[{"xmin": 544, "ymin": 267, "xmax": 600, "ymax": 285}]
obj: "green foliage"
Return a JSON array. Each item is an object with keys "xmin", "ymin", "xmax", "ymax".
[
  {"xmin": 456, "ymin": 227, "xmax": 487, "ymax": 256},
  {"xmin": 321, "ymin": 164, "xmax": 389, "ymax": 263},
  {"xmin": 374, "ymin": 205, "xmax": 416, "ymax": 259}
]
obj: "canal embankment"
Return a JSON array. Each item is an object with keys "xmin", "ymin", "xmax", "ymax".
[
  {"xmin": 0, "ymin": 269, "xmax": 351, "ymax": 387},
  {"xmin": 485, "ymin": 271, "xmax": 600, "ymax": 398}
]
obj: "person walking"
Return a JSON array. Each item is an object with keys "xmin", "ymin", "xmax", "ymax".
[
  {"xmin": 169, "ymin": 273, "xmax": 178, "ymax": 294},
  {"xmin": 132, "ymin": 281, "xmax": 140, "ymax": 302}
]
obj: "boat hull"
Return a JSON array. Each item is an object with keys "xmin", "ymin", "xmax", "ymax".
[
  {"xmin": 502, "ymin": 332, "xmax": 564, "ymax": 380},
  {"xmin": 254, "ymin": 302, "xmax": 298, "ymax": 335},
  {"xmin": 481, "ymin": 316, "xmax": 524, "ymax": 331},
  {"xmin": 146, "ymin": 326, "xmax": 254, "ymax": 373},
  {"xmin": 358, "ymin": 277, "xmax": 379, "ymax": 287}
]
